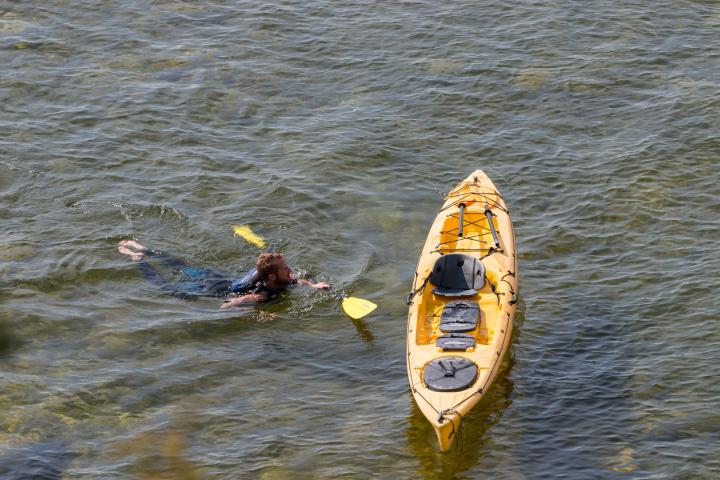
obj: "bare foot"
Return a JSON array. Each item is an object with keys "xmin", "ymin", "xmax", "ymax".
[
  {"xmin": 118, "ymin": 245, "xmax": 144, "ymax": 262},
  {"xmin": 119, "ymin": 240, "xmax": 146, "ymax": 251}
]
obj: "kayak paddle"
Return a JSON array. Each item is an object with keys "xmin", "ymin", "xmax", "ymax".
[
  {"xmin": 232, "ymin": 225, "xmax": 266, "ymax": 249},
  {"xmin": 342, "ymin": 297, "xmax": 377, "ymax": 320},
  {"xmin": 231, "ymin": 225, "xmax": 377, "ymax": 319}
]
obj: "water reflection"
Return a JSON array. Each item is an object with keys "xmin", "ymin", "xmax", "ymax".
[
  {"xmin": 348, "ymin": 316, "xmax": 375, "ymax": 344},
  {"xmin": 406, "ymin": 358, "xmax": 515, "ymax": 479}
]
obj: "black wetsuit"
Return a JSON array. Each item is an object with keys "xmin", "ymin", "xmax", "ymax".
[
  {"xmin": 231, "ymin": 272, "xmax": 297, "ymax": 300},
  {"xmin": 135, "ymin": 250, "xmax": 293, "ymax": 301}
]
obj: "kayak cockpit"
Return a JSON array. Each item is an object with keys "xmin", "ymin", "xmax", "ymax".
[
  {"xmin": 413, "ymin": 252, "xmax": 502, "ymax": 348},
  {"xmin": 413, "ymin": 288, "xmax": 496, "ymax": 347}
]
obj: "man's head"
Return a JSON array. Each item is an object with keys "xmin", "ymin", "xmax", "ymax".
[{"xmin": 256, "ymin": 252, "xmax": 292, "ymax": 287}]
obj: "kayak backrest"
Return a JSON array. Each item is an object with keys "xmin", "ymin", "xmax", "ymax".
[{"xmin": 429, "ymin": 253, "xmax": 485, "ymax": 296}]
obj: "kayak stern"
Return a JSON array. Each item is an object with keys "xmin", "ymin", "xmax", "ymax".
[{"xmin": 433, "ymin": 411, "xmax": 462, "ymax": 452}]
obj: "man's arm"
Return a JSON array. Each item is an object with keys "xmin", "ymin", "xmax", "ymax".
[
  {"xmin": 295, "ymin": 278, "xmax": 330, "ymax": 289},
  {"xmin": 220, "ymin": 292, "xmax": 268, "ymax": 309}
]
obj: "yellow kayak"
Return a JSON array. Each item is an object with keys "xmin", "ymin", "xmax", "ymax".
[{"xmin": 406, "ymin": 170, "xmax": 518, "ymax": 451}]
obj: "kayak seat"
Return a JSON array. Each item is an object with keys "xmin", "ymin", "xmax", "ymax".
[
  {"xmin": 423, "ymin": 357, "xmax": 478, "ymax": 392},
  {"xmin": 436, "ymin": 333, "xmax": 475, "ymax": 351},
  {"xmin": 439, "ymin": 300, "xmax": 479, "ymax": 333},
  {"xmin": 430, "ymin": 253, "xmax": 485, "ymax": 297}
]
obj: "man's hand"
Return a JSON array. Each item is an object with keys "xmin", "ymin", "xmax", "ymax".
[
  {"xmin": 296, "ymin": 278, "xmax": 330, "ymax": 290},
  {"xmin": 220, "ymin": 293, "xmax": 266, "ymax": 309}
]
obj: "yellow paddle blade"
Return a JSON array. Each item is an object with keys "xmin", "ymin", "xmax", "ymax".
[
  {"xmin": 232, "ymin": 225, "xmax": 266, "ymax": 249},
  {"xmin": 342, "ymin": 297, "xmax": 377, "ymax": 319}
]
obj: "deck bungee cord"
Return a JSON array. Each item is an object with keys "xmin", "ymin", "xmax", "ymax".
[{"xmin": 406, "ymin": 195, "xmax": 505, "ymax": 305}]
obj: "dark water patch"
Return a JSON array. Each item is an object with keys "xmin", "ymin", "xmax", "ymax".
[
  {"xmin": 0, "ymin": 317, "xmax": 19, "ymax": 357},
  {"xmin": 0, "ymin": 440, "xmax": 74, "ymax": 480}
]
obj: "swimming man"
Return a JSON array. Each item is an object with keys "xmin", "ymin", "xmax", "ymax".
[{"xmin": 118, "ymin": 240, "xmax": 329, "ymax": 308}]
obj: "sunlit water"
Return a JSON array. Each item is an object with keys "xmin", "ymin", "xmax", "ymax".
[{"xmin": 1, "ymin": 1, "xmax": 719, "ymax": 478}]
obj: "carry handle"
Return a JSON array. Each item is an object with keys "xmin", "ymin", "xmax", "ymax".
[
  {"xmin": 484, "ymin": 203, "xmax": 500, "ymax": 248},
  {"xmin": 458, "ymin": 203, "xmax": 465, "ymax": 237}
]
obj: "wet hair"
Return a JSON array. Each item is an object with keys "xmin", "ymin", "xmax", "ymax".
[{"xmin": 256, "ymin": 253, "xmax": 285, "ymax": 281}]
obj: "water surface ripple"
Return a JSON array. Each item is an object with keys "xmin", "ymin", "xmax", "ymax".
[{"xmin": 1, "ymin": 1, "xmax": 719, "ymax": 478}]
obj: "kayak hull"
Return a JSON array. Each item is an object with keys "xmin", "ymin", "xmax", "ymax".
[{"xmin": 406, "ymin": 170, "xmax": 518, "ymax": 451}]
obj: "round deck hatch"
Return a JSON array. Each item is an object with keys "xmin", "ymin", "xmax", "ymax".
[{"xmin": 423, "ymin": 357, "xmax": 478, "ymax": 392}]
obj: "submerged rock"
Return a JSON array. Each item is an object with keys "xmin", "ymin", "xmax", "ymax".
[
  {"xmin": 0, "ymin": 243, "xmax": 34, "ymax": 261},
  {"xmin": 0, "ymin": 12, "xmax": 35, "ymax": 35},
  {"xmin": 512, "ymin": 67, "xmax": 552, "ymax": 90},
  {"xmin": 427, "ymin": 59, "xmax": 464, "ymax": 75}
]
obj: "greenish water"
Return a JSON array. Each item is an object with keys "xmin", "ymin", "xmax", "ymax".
[{"xmin": 1, "ymin": 1, "xmax": 719, "ymax": 478}]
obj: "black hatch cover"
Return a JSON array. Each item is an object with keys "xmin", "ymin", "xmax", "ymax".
[
  {"xmin": 436, "ymin": 333, "xmax": 475, "ymax": 351},
  {"xmin": 423, "ymin": 357, "xmax": 478, "ymax": 392},
  {"xmin": 440, "ymin": 300, "xmax": 479, "ymax": 333}
]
